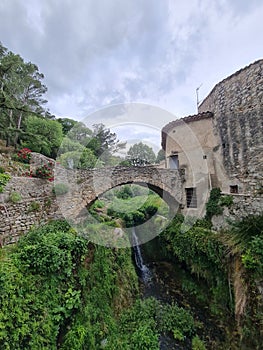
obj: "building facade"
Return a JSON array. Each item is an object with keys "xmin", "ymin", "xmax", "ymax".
[{"xmin": 162, "ymin": 59, "xmax": 263, "ymax": 216}]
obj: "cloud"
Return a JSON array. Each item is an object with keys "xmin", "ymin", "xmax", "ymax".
[{"xmin": 0, "ymin": 0, "xmax": 262, "ymax": 136}]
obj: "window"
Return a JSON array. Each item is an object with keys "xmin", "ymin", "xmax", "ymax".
[
  {"xmin": 230, "ymin": 185, "xmax": 238, "ymax": 194},
  {"xmin": 185, "ymin": 187, "xmax": 197, "ymax": 208},
  {"xmin": 169, "ymin": 155, "xmax": 179, "ymax": 169},
  {"xmin": 203, "ymin": 155, "xmax": 207, "ymax": 159}
]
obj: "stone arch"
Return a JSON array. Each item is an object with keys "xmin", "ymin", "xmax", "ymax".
[{"xmin": 54, "ymin": 166, "xmax": 183, "ymax": 223}]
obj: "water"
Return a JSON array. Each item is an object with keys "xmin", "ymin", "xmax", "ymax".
[
  {"xmin": 131, "ymin": 229, "xmax": 236, "ymax": 349},
  {"xmin": 131, "ymin": 228, "xmax": 178, "ymax": 349},
  {"xmin": 131, "ymin": 227, "xmax": 152, "ymax": 284}
]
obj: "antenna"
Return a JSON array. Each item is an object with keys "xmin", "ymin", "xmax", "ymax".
[{"xmin": 196, "ymin": 83, "xmax": 202, "ymax": 112}]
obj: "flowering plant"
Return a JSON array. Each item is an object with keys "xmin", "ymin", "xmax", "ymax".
[
  {"xmin": 16, "ymin": 148, "xmax": 32, "ymax": 164},
  {"xmin": 35, "ymin": 162, "xmax": 54, "ymax": 181},
  {"xmin": 23, "ymin": 161, "xmax": 54, "ymax": 182}
]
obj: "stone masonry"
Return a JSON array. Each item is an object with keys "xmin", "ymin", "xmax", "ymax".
[
  {"xmin": 198, "ymin": 59, "xmax": 263, "ymax": 195},
  {"xmin": 0, "ymin": 166, "xmax": 183, "ymax": 245}
]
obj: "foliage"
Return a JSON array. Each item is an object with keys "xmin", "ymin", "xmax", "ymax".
[
  {"xmin": 115, "ymin": 184, "xmax": 133, "ymax": 199},
  {"xmin": 57, "ymin": 117, "xmax": 78, "ymax": 135},
  {"xmin": 0, "ymin": 219, "xmax": 142, "ymax": 349},
  {"xmin": 15, "ymin": 221, "xmax": 87, "ymax": 276},
  {"xmin": 34, "ymin": 162, "xmax": 54, "ymax": 181},
  {"xmin": 226, "ymin": 214, "xmax": 263, "ymax": 277},
  {"xmin": 205, "ymin": 188, "xmax": 233, "ymax": 220},
  {"xmin": 0, "ymin": 221, "xmax": 88, "ymax": 349},
  {"xmin": 27, "ymin": 201, "xmax": 40, "ymax": 212},
  {"xmin": 67, "ymin": 121, "xmax": 92, "ymax": 145},
  {"xmin": 126, "ymin": 142, "xmax": 156, "ymax": 166},
  {"xmin": 219, "ymin": 194, "xmax": 233, "ymax": 207},
  {"xmin": 205, "ymin": 188, "xmax": 223, "ymax": 219},
  {"xmin": 0, "ymin": 43, "xmax": 47, "ymax": 147},
  {"xmin": 160, "ymin": 215, "xmax": 232, "ymax": 315},
  {"xmin": 192, "ymin": 335, "xmax": 207, "ymax": 350},
  {"xmin": 118, "ymin": 297, "xmax": 195, "ymax": 348},
  {"xmin": 22, "ymin": 115, "xmax": 63, "ymax": 158},
  {"xmin": 156, "ymin": 148, "xmax": 165, "ymax": 163},
  {"xmin": 14, "ymin": 147, "xmax": 32, "ymax": 163},
  {"xmin": 52, "ymin": 183, "xmax": 69, "ymax": 196},
  {"xmin": 57, "ymin": 136, "xmax": 85, "ymax": 154},
  {"xmin": 106, "ymin": 192, "xmax": 160, "ymax": 227},
  {"xmin": 9, "ymin": 191, "xmax": 21, "ymax": 203},
  {"xmin": 58, "ymin": 148, "xmax": 98, "ymax": 169},
  {"xmin": 0, "ymin": 173, "xmax": 11, "ymax": 193}
]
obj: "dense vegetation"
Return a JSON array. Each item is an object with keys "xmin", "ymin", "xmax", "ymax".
[{"xmin": 0, "ymin": 218, "xmax": 212, "ymax": 349}]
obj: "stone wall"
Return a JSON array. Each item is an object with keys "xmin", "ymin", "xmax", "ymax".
[
  {"xmin": 199, "ymin": 59, "xmax": 263, "ymax": 195},
  {"xmin": 212, "ymin": 194, "xmax": 263, "ymax": 230},
  {"xmin": 0, "ymin": 177, "xmax": 62, "ymax": 246}
]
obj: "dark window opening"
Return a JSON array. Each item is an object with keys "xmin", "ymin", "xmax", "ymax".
[
  {"xmin": 186, "ymin": 187, "xmax": 197, "ymax": 208},
  {"xmin": 203, "ymin": 155, "xmax": 207, "ymax": 159},
  {"xmin": 230, "ymin": 185, "xmax": 238, "ymax": 194},
  {"xmin": 169, "ymin": 155, "xmax": 179, "ymax": 170}
]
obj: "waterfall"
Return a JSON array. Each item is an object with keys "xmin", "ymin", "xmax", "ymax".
[{"xmin": 131, "ymin": 227, "xmax": 152, "ymax": 284}]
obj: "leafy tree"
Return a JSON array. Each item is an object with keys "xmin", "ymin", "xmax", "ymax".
[
  {"xmin": 58, "ymin": 137, "xmax": 85, "ymax": 154},
  {"xmin": 67, "ymin": 122, "xmax": 92, "ymax": 145},
  {"xmin": 57, "ymin": 117, "xmax": 79, "ymax": 135},
  {"xmin": 156, "ymin": 149, "xmax": 165, "ymax": 163},
  {"xmin": 126, "ymin": 142, "xmax": 156, "ymax": 166},
  {"xmin": 89, "ymin": 123, "xmax": 126, "ymax": 163},
  {"xmin": 0, "ymin": 43, "xmax": 47, "ymax": 147},
  {"xmin": 22, "ymin": 115, "xmax": 63, "ymax": 158},
  {"xmin": 58, "ymin": 148, "xmax": 99, "ymax": 169}
]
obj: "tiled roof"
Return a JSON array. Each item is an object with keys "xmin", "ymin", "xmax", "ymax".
[{"xmin": 161, "ymin": 111, "xmax": 214, "ymax": 150}]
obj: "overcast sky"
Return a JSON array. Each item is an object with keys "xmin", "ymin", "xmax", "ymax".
[{"xmin": 0, "ymin": 0, "xmax": 262, "ymax": 149}]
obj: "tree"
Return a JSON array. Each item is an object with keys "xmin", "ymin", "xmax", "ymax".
[
  {"xmin": 156, "ymin": 149, "xmax": 165, "ymax": 163},
  {"xmin": 58, "ymin": 137, "xmax": 85, "ymax": 154},
  {"xmin": 67, "ymin": 122, "xmax": 92, "ymax": 145},
  {"xmin": 89, "ymin": 124, "xmax": 126, "ymax": 163},
  {"xmin": 57, "ymin": 117, "xmax": 79, "ymax": 135},
  {"xmin": 22, "ymin": 115, "xmax": 63, "ymax": 158},
  {"xmin": 0, "ymin": 45, "xmax": 47, "ymax": 147},
  {"xmin": 58, "ymin": 148, "xmax": 99, "ymax": 169},
  {"xmin": 126, "ymin": 142, "xmax": 156, "ymax": 166}
]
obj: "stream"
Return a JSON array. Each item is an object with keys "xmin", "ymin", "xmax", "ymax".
[{"xmin": 131, "ymin": 227, "xmax": 234, "ymax": 350}]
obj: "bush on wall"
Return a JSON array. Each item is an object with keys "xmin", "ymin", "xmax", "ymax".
[{"xmin": 0, "ymin": 173, "xmax": 11, "ymax": 193}]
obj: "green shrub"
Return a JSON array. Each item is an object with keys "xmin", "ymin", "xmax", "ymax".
[
  {"xmin": 219, "ymin": 195, "xmax": 233, "ymax": 207},
  {"xmin": 27, "ymin": 201, "xmax": 40, "ymax": 212},
  {"xmin": 192, "ymin": 335, "xmax": 207, "ymax": 350},
  {"xmin": 0, "ymin": 166, "xmax": 5, "ymax": 173},
  {"xmin": 205, "ymin": 188, "xmax": 223, "ymax": 219},
  {"xmin": 93, "ymin": 200, "xmax": 105, "ymax": 208},
  {"xmin": 53, "ymin": 183, "xmax": 69, "ymax": 196},
  {"xmin": 9, "ymin": 191, "xmax": 21, "ymax": 203},
  {"xmin": 0, "ymin": 173, "xmax": 11, "ymax": 192}
]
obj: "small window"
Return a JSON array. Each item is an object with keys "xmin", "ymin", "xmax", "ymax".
[
  {"xmin": 169, "ymin": 155, "xmax": 179, "ymax": 170},
  {"xmin": 185, "ymin": 187, "xmax": 197, "ymax": 208},
  {"xmin": 203, "ymin": 155, "xmax": 207, "ymax": 159},
  {"xmin": 230, "ymin": 185, "xmax": 238, "ymax": 194}
]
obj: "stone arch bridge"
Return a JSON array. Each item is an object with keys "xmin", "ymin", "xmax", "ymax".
[{"xmin": 55, "ymin": 165, "xmax": 184, "ymax": 222}]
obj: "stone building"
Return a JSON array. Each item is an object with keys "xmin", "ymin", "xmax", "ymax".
[{"xmin": 162, "ymin": 59, "xmax": 263, "ymax": 216}]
